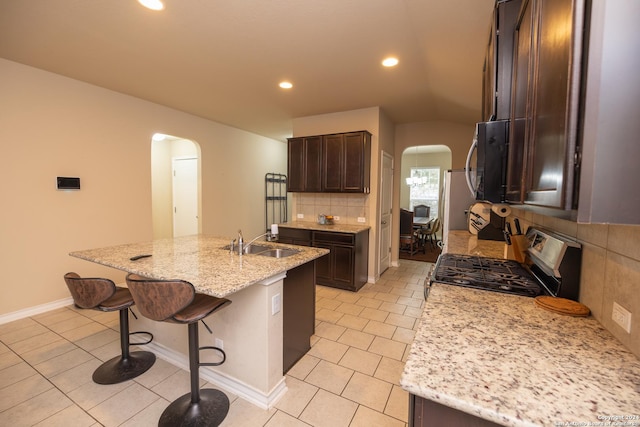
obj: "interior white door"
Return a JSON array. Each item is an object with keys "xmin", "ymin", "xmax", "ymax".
[
  {"xmin": 378, "ymin": 152, "xmax": 393, "ymax": 275},
  {"xmin": 172, "ymin": 157, "xmax": 199, "ymax": 237}
]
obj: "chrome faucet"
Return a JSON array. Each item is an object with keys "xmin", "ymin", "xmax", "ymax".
[
  {"xmin": 234, "ymin": 228, "xmax": 279, "ymax": 255},
  {"xmin": 237, "ymin": 229, "xmax": 244, "ymax": 255},
  {"xmin": 241, "ymin": 228, "xmax": 279, "ymax": 254}
]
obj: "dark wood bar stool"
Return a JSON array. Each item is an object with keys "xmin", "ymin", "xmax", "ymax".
[
  {"xmin": 125, "ymin": 273, "xmax": 232, "ymax": 427},
  {"xmin": 63, "ymin": 272, "xmax": 156, "ymax": 384}
]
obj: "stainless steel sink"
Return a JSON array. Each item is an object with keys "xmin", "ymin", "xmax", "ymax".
[
  {"xmin": 222, "ymin": 244, "xmax": 300, "ymax": 258},
  {"xmin": 257, "ymin": 248, "xmax": 300, "ymax": 258}
]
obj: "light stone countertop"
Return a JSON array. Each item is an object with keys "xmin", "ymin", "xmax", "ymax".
[
  {"xmin": 279, "ymin": 221, "xmax": 370, "ymax": 234},
  {"xmin": 70, "ymin": 235, "xmax": 329, "ymax": 298},
  {"xmin": 401, "ymin": 230, "xmax": 640, "ymax": 426}
]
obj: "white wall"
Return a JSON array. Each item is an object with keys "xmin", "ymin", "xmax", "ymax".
[
  {"xmin": 292, "ymin": 107, "xmax": 383, "ymax": 281},
  {"xmin": 0, "ymin": 59, "xmax": 287, "ymax": 317}
]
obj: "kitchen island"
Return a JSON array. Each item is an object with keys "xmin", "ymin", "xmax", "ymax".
[
  {"xmin": 401, "ymin": 231, "xmax": 640, "ymax": 426},
  {"xmin": 70, "ymin": 235, "xmax": 328, "ymax": 409}
]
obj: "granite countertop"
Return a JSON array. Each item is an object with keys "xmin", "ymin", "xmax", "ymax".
[
  {"xmin": 279, "ymin": 221, "xmax": 370, "ymax": 234},
  {"xmin": 70, "ymin": 235, "xmax": 328, "ymax": 298},
  {"xmin": 401, "ymin": 230, "xmax": 640, "ymax": 426}
]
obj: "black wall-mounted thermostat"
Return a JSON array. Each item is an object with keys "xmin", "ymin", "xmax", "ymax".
[{"xmin": 57, "ymin": 177, "xmax": 81, "ymax": 190}]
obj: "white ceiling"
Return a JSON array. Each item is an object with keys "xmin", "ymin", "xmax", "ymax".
[{"xmin": 0, "ymin": 0, "xmax": 495, "ymax": 141}]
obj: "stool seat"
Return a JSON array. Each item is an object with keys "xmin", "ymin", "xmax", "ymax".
[
  {"xmin": 96, "ymin": 287, "xmax": 137, "ymax": 311},
  {"xmin": 173, "ymin": 294, "xmax": 231, "ymax": 324},
  {"xmin": 64, "ymin": 273, "xmax": 156, "ymax": 384},
  {"xmin": 126, "ymin": 273, "xmax": 232, "ymax": 427}
]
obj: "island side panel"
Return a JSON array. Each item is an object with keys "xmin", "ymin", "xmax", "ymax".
[{"xmin": 129, "ymin": 273, "xmax": 286, "ymax": 406}]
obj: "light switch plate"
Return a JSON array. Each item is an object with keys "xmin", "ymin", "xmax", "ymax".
[
  {"xmin": 296, "ymin": 213, "xmax": 304, "ymax": 219},
  {"xmin": 357, "ymin": 217, "xmax": 366, "ymax": 223}
]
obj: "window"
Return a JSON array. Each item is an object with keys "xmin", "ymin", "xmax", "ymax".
[{"xmin": 409, "ymin": 167, "xmax": 440, "ymax": 218}]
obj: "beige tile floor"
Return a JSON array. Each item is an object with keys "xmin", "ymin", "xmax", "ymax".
[{"xmin": 0, "ymin": 260, "xmax": 429, "ymax": 426}]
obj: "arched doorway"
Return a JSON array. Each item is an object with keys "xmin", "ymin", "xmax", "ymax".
[
  {"xmin": 400, "ymin": 145, "xmax": 451, "ymax": 220},
  {"xmin": 151, "ymin": 134, "xmax": 201, "ymax": 239}
]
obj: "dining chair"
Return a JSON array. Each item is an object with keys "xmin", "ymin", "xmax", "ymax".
[
  {"xmin": 400, "ymin": 208, "xmax": 420, "ymax": 255},
  {"xmin": 424, "ymin": 217, "xmax": 441, "ymax": 248},
  {"xmin": 414, "ymin": 204, "xmax": 430, "ymax": 218}
]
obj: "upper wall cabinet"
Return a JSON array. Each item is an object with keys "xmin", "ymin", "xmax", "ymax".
[
  {"xmin": 482, "ymin": 0, "xmax": 522, "ymax": 122},
  {"xmin": 576, "ymin": 0, "xmax": 640, "ymax": 224},
  {"xmin": 287, "ymin": 135, "xmax": 322, "ymax": 192},
  {"xmin": 506, "ymin": 0, "xmax": 586, "ymax": 209},
  {"xmin": 288, "ymin": 131, "xmax": 371, "ymax": 193}
]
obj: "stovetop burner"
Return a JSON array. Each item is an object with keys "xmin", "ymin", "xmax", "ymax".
[{"xmin": 432, "ymin": 253, "xmax": 542, "ymax": 297}]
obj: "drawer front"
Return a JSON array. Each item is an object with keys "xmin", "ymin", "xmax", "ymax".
[
  {"xmin": 279, "ymin": 228, "xmax": 312, "ymax": 242},
  {"xmin": 313, "ymin": 231, "xmax": 355, "ymax": 245}
]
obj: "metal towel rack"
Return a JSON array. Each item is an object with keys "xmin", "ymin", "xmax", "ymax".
[{"xmin": 265, "ymin": 173, "xmax": 288, "ymax": 231}]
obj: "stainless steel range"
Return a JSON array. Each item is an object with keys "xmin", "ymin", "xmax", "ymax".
[{"xmin": 427, "ymin": 227, "xmax": 582, "ymax": 300}]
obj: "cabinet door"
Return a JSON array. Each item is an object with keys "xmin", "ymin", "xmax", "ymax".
[
  {"xmin": 287, "ymin": 138, "xmax": 304, "ymax": 192},
  {"xmin": 287, "ymin": 136, "xmax": 322, "ymax": 192},
  {"xmin": 332, "ymin": 245, "xmax": 355, "ymax": 287},
  {"xmin": 506, "ymin": 0, "xmax": 535, "ymax": 203},
  {"xmin": 343, "ymin": 132, "xmax": 370, "ymax": 192},
  {"xmin": 314, "ymin": 242, "xmax": 333, "ymax": 283},
  {"xmin": 304, "ymin": 136, "xmax": 323, "ymax": 192},
  {"xmin": 322, "ymin": 134, "xmax": 343, "ymax": 192},
  {"xmin": 525, "ymin": 0, "xmax": 582, "ymax": 209}
]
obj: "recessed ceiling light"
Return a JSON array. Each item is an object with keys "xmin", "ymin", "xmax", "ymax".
[
  {"xmin": 279, "ymin": 81, "xmax": 293, "ymax": 89},
  {"xmin": 382, "ymin": 57, "xmax": 399, "ymax": 67},
  {"xmin": 138, "ymin": 0, "xmax": 164, "ymax": 11}
]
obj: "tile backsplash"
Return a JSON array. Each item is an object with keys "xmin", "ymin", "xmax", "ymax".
[
  {"xmin": 510, "ymin": 207, "xmax": 640, "ymax": 358},
  {"xmin": 291, "ymin": 193, "xmax": 370, "ymax": 225}
]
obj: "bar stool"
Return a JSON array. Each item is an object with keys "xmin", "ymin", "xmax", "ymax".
[
  {"xmin": 63, "ymin": 272, "xmax": 156, "ymax": 384},
  {"xmin": 125, "ymin": 273, "xmax": 232, "ymax": 427}
]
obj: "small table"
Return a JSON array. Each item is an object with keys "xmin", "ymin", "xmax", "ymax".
[{"xmin": 413, "ymin": 217, "xmax": 432, "ymax": 227}]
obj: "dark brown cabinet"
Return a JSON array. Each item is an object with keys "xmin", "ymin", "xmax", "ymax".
[
  {"xmin": 482, "ymin": 0, "xmax": 522, "ymax": 122},
  {"xmin": 278, "ymin": 226, "xmax": 369, "ymax": 292},
  {"xmin": 287, "ymin": 136, "xmax": 322, "ymax": 192},
  {"xmin": 287, "ymin": 131, "xmax": 371, "ymax": 193},
  {"xmin": 506, "ymin": 0, "xmax": 586, "ymax": 209},
  {"xmin": 313, "ymin": 230, "xmax": 369, "ymax": 292},
  {"xmin": 322, "ymin": 131, "xmax": 371, "ymax": 193},
  {"xmin": 276, "ymin": 227, "xmax": 312, "ymax": 247},
  {"xmin": 283, "ymin": 261, "xmax": 315, "ymax": 373},
  {"xmin": 410, "ymin": 394, "xmax": 500, "ymax": 427}
]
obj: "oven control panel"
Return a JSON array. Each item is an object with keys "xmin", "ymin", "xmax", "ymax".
[{"xmin": 525, "ymin": 228, "xmax": 579, "ymax": 277}]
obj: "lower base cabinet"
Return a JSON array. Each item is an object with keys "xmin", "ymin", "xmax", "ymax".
[
  {"xmin": 283, "ymin": 261, "xmax": 315, "ymax": 373},
  {"xmin": 278, "ymin": 226, "xmax": 369, "ymax": 292},
  {"xmin": 313, "ymin": 230, "xmax": 369, "ymax": 292},
  {"xmin": 410, "ymin": 394, "xmax": 500, "ymax": 427}
]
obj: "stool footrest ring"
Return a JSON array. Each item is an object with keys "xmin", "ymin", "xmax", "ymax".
[
  {"xmin": 199, "ymin": 346, "xmax": 226, "ymax": 367},
  {"xmin": 129, "ymin": 331, "xmax": 153, "ymax": 346}
]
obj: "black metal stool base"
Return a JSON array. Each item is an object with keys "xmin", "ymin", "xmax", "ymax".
[
  {"xmin": 92, "ymin": 351, "xmax": 156, "ymax": 384},
  {"xmin": 159, "ymin": 388, "xmax": 230, "ymax": 427}
]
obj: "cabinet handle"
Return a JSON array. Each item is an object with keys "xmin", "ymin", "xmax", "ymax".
[{"xmin": 381, "ymin": 220, "xmax": 387, "ymax": 225}]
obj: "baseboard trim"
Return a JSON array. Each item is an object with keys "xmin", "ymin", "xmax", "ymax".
[
  {"xmin": 0, "ymin": 297, "xmax": 74, "ymax": 325},
  {"xmin": 142, "ymin": 340, "xmax": 288, "ymax": 410}
]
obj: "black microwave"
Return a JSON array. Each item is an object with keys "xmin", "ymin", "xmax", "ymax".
[{"xmin": 466, "ymin": 120, "xmax": 509, "ymax": 203}]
